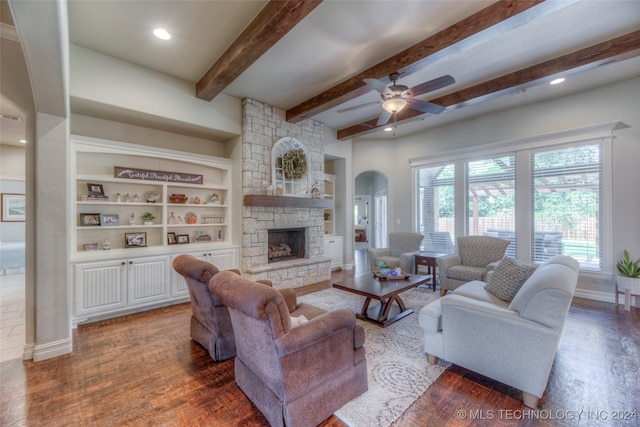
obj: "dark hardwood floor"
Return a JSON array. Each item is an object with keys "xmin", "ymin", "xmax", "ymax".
[{"xmin": 1, "ymin": 252, "xmax": 638, "ymax": 426}]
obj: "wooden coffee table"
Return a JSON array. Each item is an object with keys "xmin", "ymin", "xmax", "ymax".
[{"xmin": 333, "ymin": 273, "xmax": 429, "ymax": 327}]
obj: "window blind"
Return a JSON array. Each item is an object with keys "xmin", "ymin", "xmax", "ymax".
[
  {"xmin": 414, "ymin": 163, "xmax": 455, "ymax": 253},
  {"xmin": 531, "ymin": 144, "xmax": 602, "ymax": 269},
  {"xmin": 466, "ymin": 155, "xmax": 516, "ymax": 257}
]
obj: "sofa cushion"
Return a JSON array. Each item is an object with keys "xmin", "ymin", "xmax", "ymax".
[
  {"xmin": 484, "ymin": 257, "xmax": 537, "ymax": 302},
  {"xmin": 454, "ymin": 280, "xmax": 510, "ymax": 308},
  {"xmin": 447, "ymin": 265, "xmax": 486, "ymax": 282}
]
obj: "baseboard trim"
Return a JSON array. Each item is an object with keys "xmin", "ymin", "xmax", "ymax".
[
  {"xmin": 33, "ymin": 337, "xmax": 73, "ymax": 361},
  {"xmin": 574, "ymin": 288, "xmax": 616, "ymax": 304},
  {"xmin": 22, "ymin": 343, "xmax": 35, "ymax": 361}
]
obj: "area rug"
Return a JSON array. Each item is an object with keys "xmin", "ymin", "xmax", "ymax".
[{"xmin": 298, "ymin": 286, "xmax": 448, "ymax": 427}]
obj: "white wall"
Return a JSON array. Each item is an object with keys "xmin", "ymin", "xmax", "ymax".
[
  {"xmin": 71, "ymin": 114, "xmax": 226, "ymax": 157},
  {"xmin": 352, "ymin": 76, "xmax": 640, "ymax": 299},
  {"xmin": 69, "ymin": 44, "xmax": 242, "ymax": 139}
]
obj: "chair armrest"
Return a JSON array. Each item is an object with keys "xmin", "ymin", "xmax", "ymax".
[
  {"xmin": 485, "ymin": 261, "xmax": 501, "ymax": 272},
  {"xmin": 368, "ymin": 248, "xmax": 391, "ymax": 270},
  {"xmin": 399, "ymin": 250, "xmax": 421, "ymax": 273},
  {"xmin": 278, "ymin": 288, "xmax": 298, "ymax": 313},
  {"xmin": 275, "ymin": 308, "xmax": 358, "ymax": 356},
  {"xmin": 436, "ymin": 255, "xmax": 461, "ymax": 271}
]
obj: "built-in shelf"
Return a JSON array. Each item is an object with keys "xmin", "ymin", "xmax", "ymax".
[{"xmin": 243, "ymin": 194, "xmax": 333, "ymax": 208}]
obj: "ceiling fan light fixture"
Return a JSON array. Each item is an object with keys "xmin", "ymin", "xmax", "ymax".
[
  {"xmin": 153, "ymin": 28, "xmax": 171, "ymax": 41},
  {"xmin": 382, "ymin": 98, "xmax": 407, "ymax": 113}
]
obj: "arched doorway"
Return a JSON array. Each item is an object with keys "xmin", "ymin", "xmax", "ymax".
[{"xmin": 354, "ymin": 171, "xmax": 388, "ymax": 250}]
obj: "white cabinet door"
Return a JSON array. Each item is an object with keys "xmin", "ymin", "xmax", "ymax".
[
  {"xmin": 324, "ymin": 236, "xmax": 343, "ymax": 269},
  {"xmin": 169, "ymin": 248, "xmax": 238, "ymax": 297},
  {"xmin": 74, "ymin": 260, "xmax": 127, "ymax": 316},
  {"xmin": 127, "ymin": 256, "xmax": 170, "ymax": 306}
]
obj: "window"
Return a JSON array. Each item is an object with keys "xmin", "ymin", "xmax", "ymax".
[
  {"xmin": 374, "ymin": 192, "xmax": 388, "ymax": 248},
  {"xmin": 411, "ymin": 122, "xmax": 616, "ymax": 272},
  {"xmin": 271, "ymin": 137, "xmax": 310, "ymax": 196},
  {"xmin": 415, "ymin": 163, "xmax": 455, "ymax": 253},
  {"xmin": 532, "ymin": 144, "xmax": 602, "ymax": 270},
  {"xmin": 466, "ymin": 155, "xmax": 516, "ymax": 257}
]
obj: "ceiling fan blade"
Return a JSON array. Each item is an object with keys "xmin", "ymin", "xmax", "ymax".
[
  {"xmin": 337, "ymin": 100, "xmax": 381, "ymax": 113},
  {"xmin": 376, "ymin": 110, "xmax": 392, "ymax": 126},
  {"xmin": 409, "ymin": 75, "xmax": 455, "ymax": 97},
  {"xmin": 364, "ymin": 78, "xmax": 392, "ymax": 96},
  {"xmin": 407, "ymin": 99, "xmax": 446, "ymax": 115}
]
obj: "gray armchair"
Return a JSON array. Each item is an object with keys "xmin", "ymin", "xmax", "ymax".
[
  {"xmin": 210, "ymin": 271, "xmax": 368, "ymax": 427},
  {"xmin": 437, "ymin": 235, "xmax": 510, "ymax": 295},
  {"xmin": 419, "ymin": 255, "xmax": 579, "ymax": 408},
  {"xmin": 368, "ymin": 232, "xmax": 424, "ymax": 273}
]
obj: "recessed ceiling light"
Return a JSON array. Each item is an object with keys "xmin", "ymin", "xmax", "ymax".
[
  {"xmin": 550, "ymin": 77, "xmax": 565, "ymax": 85},
  {"xmin": 153, "ymin": 28, "xmax": 171, "ymax": 41},
  {"xmin": 19, "ymin": 139, "xmax": 26, "ymax": 144},
  {"xmin": 384, "ymin": 127, "xmax": 393, "ymax": 132}
]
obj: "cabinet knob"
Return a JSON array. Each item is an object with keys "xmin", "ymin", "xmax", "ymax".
[
  {"xmin": 129, "ymin": 261, "xmax": 133, "ymax": 265},
  {"xmin": 121, "ymin": 262, "xmax": 126, "ymax": 265}
]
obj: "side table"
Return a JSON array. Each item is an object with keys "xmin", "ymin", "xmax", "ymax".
[{"xmin": 415, "ymin": 252, "xmax": 448, "ymax": 292}]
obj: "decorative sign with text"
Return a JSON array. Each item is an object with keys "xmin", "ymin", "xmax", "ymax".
[{"xmin": 114, "ymin": 166, "xmax": 203, "ymax": 185}]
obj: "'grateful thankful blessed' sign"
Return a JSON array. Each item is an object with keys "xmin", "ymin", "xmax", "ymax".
[{"xmin": 114, "ymin": 166, "xmax": 203, "ymax": 184}]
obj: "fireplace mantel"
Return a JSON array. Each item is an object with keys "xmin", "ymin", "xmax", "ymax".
[{"xmin": 243, "ymin": 194, "xmax": 332, "ymax": 208}]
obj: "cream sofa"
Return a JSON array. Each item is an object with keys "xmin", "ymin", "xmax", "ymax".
[{"xmin": 419, "ymin": 255, "xmax": 579, "ymax": 408}]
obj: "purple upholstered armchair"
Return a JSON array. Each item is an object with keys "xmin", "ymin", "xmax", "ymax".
[
  {"xmin": 173, "ymin": 254, "xmax": 328, "ymax": 362},
  {"xmin": 210, "ymin": 270, "xmax": 368, "ymax": 427}
]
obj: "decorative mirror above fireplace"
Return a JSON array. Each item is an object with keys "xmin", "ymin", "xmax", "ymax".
[{"xmin": 272, "ymin": 137, "xmax": 310, "ymax": 197}]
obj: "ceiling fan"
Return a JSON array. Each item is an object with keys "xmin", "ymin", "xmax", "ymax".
[{"xmin": 338, "ymin": 72, "xmax": 455, "ymax": 126}]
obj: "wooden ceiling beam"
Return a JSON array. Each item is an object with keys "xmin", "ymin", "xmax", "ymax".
[
  {"xmin": 196, "ymin": 0, "xmax": 322, "ymax": 101},
  {"xmin": 285, "ymin": 0, "xmax": 569, "ymax": 123},
  {"xmin": 337, "ymin": 30, "xmax": 640, "ymax": 140}
]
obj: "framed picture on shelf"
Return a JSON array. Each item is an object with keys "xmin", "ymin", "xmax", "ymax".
[
  {"xmin": 167, "ymin": 232, "xmax": 177, "ymax": 245},
  {"xmin": 1, "ymin": 193, "xmax": 26, "ymax": 222},
  {"xmin": 176, "ymin": 234, "xmax": 189, "ymax": 244},
  {"xmin": 87, "ymin": 183, "xmax": 105, "ymax": 195},
  {"xmin": 125, "ymin": 232, "xmax": 147, "ymax": 248},
  {"xmin": 79, "ymin": 213, "xmax": 101, "ymax": 226},
  {"xmin": 100, "ymin": 213, "xmax": 120, "ymax": 226}
]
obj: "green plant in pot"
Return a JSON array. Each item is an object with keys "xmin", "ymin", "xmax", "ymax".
[
  {"xmin": 616, "ymin": 250, "xmax": 640, "ymax": 305},
  {"xmin": 142, "ymin": 212, "xmax": 156, "ymax": 225},
  {"xmin": 378, "ymin": 260, "xmax": 391, "ymax": 277}
]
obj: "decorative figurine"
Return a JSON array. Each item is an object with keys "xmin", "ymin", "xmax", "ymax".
[
  {"xmin": 169, "ymin": 212, "xmax": 176, "ymax": 224},
  {"xmin": 194, "ymin": 196, "xmax": 201, "ymax": 204}
]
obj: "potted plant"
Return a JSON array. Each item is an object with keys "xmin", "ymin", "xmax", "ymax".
[
  {"xmin": 142, "ymin": 212, "xmax": 156, "ymax": 225},
  {"xmin": 616, "ymin": 249, "xmax": 640, "ymax": 306},
  {"xmin": 378, "ymin": 260, "xmax": 391, "ymax": 277}
]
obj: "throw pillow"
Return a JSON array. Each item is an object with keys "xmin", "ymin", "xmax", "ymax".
[
  {"xmin": 290, "ymin": 315, "xmax": 308, "ymax": 328},
  {"xmin": 484, "ymin": 257, "xmax": 537, "ymax": 302}
]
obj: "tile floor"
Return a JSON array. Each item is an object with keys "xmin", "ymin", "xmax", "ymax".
[{"xmin": 0, "ymin": 272, "xmax": 25, "ymax": 362}]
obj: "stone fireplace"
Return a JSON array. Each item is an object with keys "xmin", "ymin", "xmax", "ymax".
[{"xmin": 241, "ymin": 99, "xmax": 331, "ymax": 288}]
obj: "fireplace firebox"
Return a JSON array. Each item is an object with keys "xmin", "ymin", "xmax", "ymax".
[{"xmin": 268, "ymin": 228, "xmax": 305, "ymax": 263}]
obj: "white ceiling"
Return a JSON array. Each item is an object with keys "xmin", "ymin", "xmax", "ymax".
[{"xmin": 2, "ymin": 0, "xmax": 640, "ymax": 145}]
